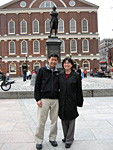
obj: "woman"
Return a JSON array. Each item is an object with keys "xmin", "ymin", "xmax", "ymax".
[{"xmin": 59, "ymin": 57, "xmax": 84, "ymax": 148}]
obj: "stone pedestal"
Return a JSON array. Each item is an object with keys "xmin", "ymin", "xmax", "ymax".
[{"xmin": 46, "ymin": 36, "xmax": 62, "ymax": 63}]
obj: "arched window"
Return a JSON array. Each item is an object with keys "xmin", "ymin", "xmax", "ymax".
[
  {"xmin": 21, "ymin": 40, "xmax": 27, "ymax": 54},
  {"xmin": 70, "ymin": 19, "xmax": 76, "ymax": 32},
  {"xmin": 21, "ymin": 19, "xmax": 27, "ymax": 34},
  {"xmin": 8, "ymin": 20, "xmax": 15, "ymax": 34},
  {"xmin": 33, "ymin": 62, "xmax": 40, "ymax": 72},
  {"xmin": 60, "ymin": 39, "xmax": 65, "ymax": 53},
  {"xmin": 33, "ymin": 19, "xmax": 39, "ymax": 33},
  {"xmin": 33, "ymin": 40, "xmax": 40, "ymax": 53},
  {"xmin": 39, "ymin": 1, "xmax": 56, "ymax": 8},
  {"xmin": 9, "ymin": 63, "xmax": 16, "ymax": 74},
  {"xmin": 9, "ymin": 41, "xmax": 15, "ymax": 54},
  {"xmin": 58, "ymin": 19, "xmax": 64, "ymax": 33},
  {"xmin": 83, "ymin": 39, "xmax": 89, "ymax": 52},
  {"xmin": 82, "ymin": 19, "xmax": 88, "ymax": 32},
  {"xmin": 45, "ymin": 19, "xmax": 50, "ymax": 33},
  {"xmin": 70, "ymin": 39, "xmax": 77, "ymax": 52},
  {"xmin": 83, "ymin": 60, "xmax": 90, "ymax": 70}
]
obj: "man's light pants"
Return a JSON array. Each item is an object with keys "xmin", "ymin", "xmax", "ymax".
[{"xmin": 35, "ymin": 99, "xmax": 59, "ymax": 144}]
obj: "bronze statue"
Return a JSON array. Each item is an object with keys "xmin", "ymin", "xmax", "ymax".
[{"xmin": 50, "ymin": 6, "xmax": 58, "ymax": 37}]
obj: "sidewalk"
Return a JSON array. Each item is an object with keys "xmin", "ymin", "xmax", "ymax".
[{"xmin": 0, "ymin": 97, "xmax": 113, "ymax": 150}]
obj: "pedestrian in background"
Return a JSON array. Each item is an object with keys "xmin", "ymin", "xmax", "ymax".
[
  {"xmin": 34, "ymin": 54, "xmax": 59, "ymax": 150},
  {"xmin": 59, "ymin": 57, "xmax": 84, "ymax": 149},
  {"xmin": 84, "ymin": 69, "xmax": 87, "ymax": 78},
  {"xmin": 77, "ymin": 66, "xmax": 82, "ymax": 79}
]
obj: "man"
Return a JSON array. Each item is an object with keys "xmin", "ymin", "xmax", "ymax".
[{"xmin": 34, "ymin": 54, "xmax": 59, "ymax": 150}]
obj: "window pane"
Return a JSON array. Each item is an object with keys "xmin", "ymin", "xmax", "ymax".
[
  {"xmin": 71, "ymin": 20, "xmax": 76, "ymax": 32},
  {"xmin": 82, "ymin": 20, "xmax": 87, "ymax": 31},
  {"xmin": 46, "ymin": 20, "xmax": 50, "ymax": 32},
  {"xmin": 10, "ymin": 41, "xmax": 15, "ymax": 53},
  {"xmin": 83, "ymin": 40, "xmax": 88, "ymax": 51},
  {"xmin": 9, "ymin": 21, "xmax": 14, "ymax": 33},
  {"xmin": 22, "ymin": 21, "xmax": 27, "ymax": 33},
  {"xmin": 34, "ymin": 41, "xmax": 39, "ymax": 53},
  {"xmin": 71, "ymin": 40, "xmax": 76, "ymax": 52},
  {"xmin": 60, "ymin": 40, "xmax": 64, "ymax": 52},
  {"xmin": 22, "ymin": 41, "xmax": 27, "ymax": 53},
  {"xmin": 33, "ymin": 20, "xmax": 39, "ymax": 33},
  {"xmin": 46, "ymin": 1, "xmax": 50, "ymax": 8},
  {"xmin": 10, "ymin": 63, "xmax": 16, "ymax": 73},
  {"xmin": 59, "ymin": 20, "xmax": 63, "ymax": 32}
]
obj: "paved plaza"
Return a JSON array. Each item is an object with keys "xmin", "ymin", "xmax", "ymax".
[
  {"xmin": 0, "ymin": 77, "xmax": 113, "ymax": 149},
  {"xmin": 0, "ymin": 97, "xmax": 113, "ymax": 150},
  {"xmin": 1, "ymin": 76, "xmax": 113, "ymax": 92}
]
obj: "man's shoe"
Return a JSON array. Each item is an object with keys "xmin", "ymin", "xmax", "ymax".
[
  {"xmin": 62, "ymin": 139, "xmax": 66, "ymax": 143},
  {"xmin": 49, "ymin": 140, "xmax": 58, "ymax": 147},
  {"xmin": 65, "ymin": 143, "xmax": 71, "ymax": 148},
  {"xmin": 36, "ymin": 144, "xmax": 42, "ymax": 150}
]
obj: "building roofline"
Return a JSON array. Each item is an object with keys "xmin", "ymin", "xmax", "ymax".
[
  {"xmin": 78, "ymin": 0, "xmax": 99, "ymax": 9},
  {"xmin": 0, "ymin": 0, "xmax": 99, "ymax": 9}
]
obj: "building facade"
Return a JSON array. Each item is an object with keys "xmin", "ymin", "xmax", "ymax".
[
  {"xmin": 0, "ymin": 0, "xmax": 99, "ymax": 76},
  {"xmin": 99, "ymin": 43, "xmax": 113, "ymax": 71}
]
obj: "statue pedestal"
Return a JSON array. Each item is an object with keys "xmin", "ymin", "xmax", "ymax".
[{"xmin": 46, "ymin": 36, "xmax": 62, "ymax": 68}]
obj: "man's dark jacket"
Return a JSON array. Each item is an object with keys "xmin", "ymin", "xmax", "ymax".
[
  {"xmin": 34, "ymin": 66, "xmax": 59, "ymax": 101},
  {"xmin": 59, "ymin": 70, "xmax": 84, "ymax": 120}
]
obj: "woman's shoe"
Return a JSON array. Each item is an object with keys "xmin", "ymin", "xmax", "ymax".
[{"xmin": 65, "ymin": 143, "xmax": 71, "ymax": 148}]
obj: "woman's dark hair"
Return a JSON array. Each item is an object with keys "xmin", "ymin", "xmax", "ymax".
[{"xmin": 62, "ymin": 57, "xmax": 74, "ymax": 69}]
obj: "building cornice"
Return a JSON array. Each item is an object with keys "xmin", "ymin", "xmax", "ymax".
[
  {"xmin": 2, "ymin": 54, "xmax": 99, "ymax": 63},
  {"xmin": 0, "ymin": 7, "xmax": 98, "ymax": 14},
  {"xmin": 0, "ymin": 33, "xmax": 99, "ymax": 41}
]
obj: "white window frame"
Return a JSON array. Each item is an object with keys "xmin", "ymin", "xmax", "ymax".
[
  {"xmin": 33, "ymin": 40, "xmax": 40, "ymax": 54},
  {"xmin": 21, "ymin": 40, "xmax": 27, "ymax": 54},
  {"xmin": 33, "ymin": 19, "xmax": 39, "ymax": 34},
  {"xmin": 39, "ymin": 1, "xmax": 56, "ymax": 8},
  {"xmin": 9, "ymin": 62, "xmax": 16, "ymax": 74},
  {"xmin": 9, "ymin": 41, "xmax": 15, "ymax": 55},
  {"xmin": 82, "ymin": 18, "xmax": 88, "ymax": 33},
  {"xmin": 70, "ymin": 19, "xmax": 76, "ymax": 33},
  {"xmin": 21, "ymin": 19, "xmax": 27, "ymax": 34},
  {"xmin": 83, "ymin": 60, "xmax": 90, "ymax": 71},
  {"xmin": 58, "ymin": 19, "xmax": 64, "ymax": 33},
  {"xmin": 8, "ymin": 19, "xmax": 15, "ymax": 34},
  {"xmin": 82, "ymin": 39, "xmax": 89, "ymax": 53},
  {"xmin": 45, "ymin": 19, "xmax": 50, "ymax": 33},
  {"xmin": 60, "ymin": 39, "xmax": 65, "ymax": 53},
  {"xmin": 70, "ymin": 39, "xmax": 77, "ymax": 53}
]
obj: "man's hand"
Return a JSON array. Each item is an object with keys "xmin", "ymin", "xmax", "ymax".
[{"xmin": 37, "ymin": 100, "xmax": 42, "ymax": 107}]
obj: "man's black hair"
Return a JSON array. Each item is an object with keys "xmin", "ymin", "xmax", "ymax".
[
  {"xmin": 48, "ymin": 54, "xmax": 58, "ymax": 59},
  {"xmin": 62, "ymin": 57, "xmax": 74, "ymax": 68}
]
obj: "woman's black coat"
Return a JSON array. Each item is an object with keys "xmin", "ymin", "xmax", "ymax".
[{"xmin": 59, "ymin": 70, "xmax": 83, "ymax": 120}]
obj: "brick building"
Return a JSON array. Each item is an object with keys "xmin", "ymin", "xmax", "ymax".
[{"xmin": 0, "ymin": 0, "xmax": 99, "ymax": 76}]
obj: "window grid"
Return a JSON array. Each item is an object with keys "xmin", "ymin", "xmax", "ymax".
[
  {"xmin": 70, "ymin": 19, "xmax": 76, "ymax": 32},
  {"xmin": 45, "ymin": 20, "xmax": 50, "ymax": 33},
  {"xmin": 9, "ymin": 41, "xmax": 15, "ymax": 54},
  {"xmin": 82, "ymin": 19, "xmax": 88, "ymax": 32},
  {"xmin": 33, "ymin": 40, "xmax": 40, "ymax": 53},
  {"xmin": 9, "ymin": 20, "xmax": 15, "ymax": 34},
  {"xmin": 33, "ymin": 20, "xmax": 39, "ymax": 33},
  {"xmin": 83, "ymin": 39, "xmax": 89, "ymax": 52},
  {"xmin": 21, "ymin": 20, "xmax": 27, "ymax": 34},
  {"xmin": 58, "ymin": 19, "xmax": 64, "ymax": 33},
  {"xmin": 60, "ymin": 40, "xmax": 65, "ymax": 53},
  {"xmin": 71, "ymin": 39, "xmax": 77, "ymax": 52},
  {"xmin": 21, "ymin": 41, "xmax": 27, "ymax": 54}
]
